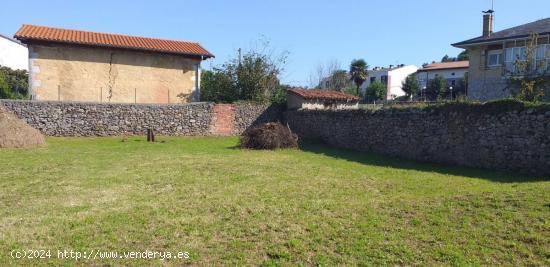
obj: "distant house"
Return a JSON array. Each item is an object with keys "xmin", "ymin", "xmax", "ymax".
[
  {"xmin": 14, "ymin": 24, "xmax": 213, "ymax": 103},
  {"xmin": 416, "ymin": 61, "xmax": 469, "ymax": 89},
  {"xmin": 0, "ymin": 34, "xmax": 28, "ymax": 71},
  {"xmin": 453, "ymin": 12, "xmax": 550, "ymax": 101},
  {"xmin": 360, "ymin": 64, "xmax": 418, "ymax": 100},
  {"xmin": 287, "ymin": 88, "xmax": 359, "ymax": 110}
]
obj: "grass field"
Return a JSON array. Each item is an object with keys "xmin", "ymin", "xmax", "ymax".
[{"xmin": 0, "ymin": 137, "xmax": 548, "ymax": 266}]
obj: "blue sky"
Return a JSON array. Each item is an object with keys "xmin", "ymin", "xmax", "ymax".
[{"xmin": 2, "ymin": 0, "xmax": 549, "ymax": 86}]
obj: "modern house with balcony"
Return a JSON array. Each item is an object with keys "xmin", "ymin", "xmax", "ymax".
[{"xmin": 453, "ymin": 11, "xmax": 550, "ymax": 101}]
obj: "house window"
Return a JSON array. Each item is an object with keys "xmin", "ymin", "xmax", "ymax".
[
  {"xmin": 535, "ymin": 44, "xmax": 548, "ymax": 73},
  {"xmin": 370, "ymin": 77, "xmax": 376, "ymax": 83},
  {"xmin": 380, "ymin": 75, "xmax": 388, "ymax": 83},
  {"xmin": 451, "ymin": 80, "xmax": 456, "ymax": 86},
  {"xmin": 504, "ymin": 44, "xmax": 550, "ymax": 74},
  {"xmin": 487, "ymin": 50, "xmax": 502, "ymax": 67}
]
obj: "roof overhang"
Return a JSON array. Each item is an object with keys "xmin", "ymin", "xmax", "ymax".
[{"xmin": 452, "ymin": 32, "xmax": 550, "ymax": 49}]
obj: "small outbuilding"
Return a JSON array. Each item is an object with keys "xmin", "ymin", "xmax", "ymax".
[
  {"xmin": 287, "ymin": 88, "xmax": 359, "ymax": 110},
  {"xmin": 14, "ymin": 24, "xmax": 214, "ymax": 103}
]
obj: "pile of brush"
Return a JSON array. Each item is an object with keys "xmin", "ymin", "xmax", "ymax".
[
  {"xmin": 239, "ymin": 122, "xmax": 298, "ymax": 150},
  {"xmin": 0, "ymin": 106, "xmax": 45, "ymax": 148}
]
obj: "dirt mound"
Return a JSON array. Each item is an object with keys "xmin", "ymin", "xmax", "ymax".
[
  {"xmin": 240, "ymin": 122, "xmax": 298, "ymax": 150},
  {"xmin": 0, "ymin": 106, "xmax": 45, "ymax": 148}
]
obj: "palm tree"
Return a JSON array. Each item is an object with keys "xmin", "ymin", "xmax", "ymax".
[{"xmin": 350, "ymin": 59, "xmax": 368, "ymax": 96}]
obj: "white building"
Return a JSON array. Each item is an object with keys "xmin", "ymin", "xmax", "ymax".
[
  {"xmin": 360, "ymin": 64, "xmax": 418, "ymax": 100},
  {"xmin": 416, "ymin": 61, "xmax": 469, "ymax": 89},
  {"xmin": 0, "ymin": 34, "xmax": 28, "ymax": 71}
]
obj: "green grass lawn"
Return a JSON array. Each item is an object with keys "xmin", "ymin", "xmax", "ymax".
[{"xmin": 0, "ymin": 137, "xmax": 548, "ymax": 266}]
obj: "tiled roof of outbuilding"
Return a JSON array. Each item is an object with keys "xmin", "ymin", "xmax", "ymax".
[
  {"xmin": 14, "ymin": 24, "xmax": 214, "ymax": 58},
  {"xmin": 288, "ymin": 88, "xmax": 359, "ymax": 101}
]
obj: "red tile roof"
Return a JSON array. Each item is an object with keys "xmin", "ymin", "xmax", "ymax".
[
  {"xmin": 288, "ymin": 88, "xmax": 359, "ymax": 101},
  {"xmin": 14, "ymin": 24, "xmax": 213, "ymax": 58},
  {"xmin": 418, "ymin": 61, "xmax": 469, "ymax": 71}
]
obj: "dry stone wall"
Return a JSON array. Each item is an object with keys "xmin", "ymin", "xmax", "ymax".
[
  {"xmin": 286, "ymin": 103, "xmax": 550, "ymax": 177},
  {"xmin": 0, "ymin": 100, "xmax": 283, "ymax": 137}
]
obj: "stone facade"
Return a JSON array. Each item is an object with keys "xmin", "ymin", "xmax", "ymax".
[
  {"xmin": 28, "ymin": 44, "xmax": 200, "ymax": 103},
  {"xmin": 467, "ymin": 46, "xmax": 512, "ymax": 101},
  {"xmin": 0, "ymin": 100, "xmax": 283, "ymax": 137},
  {"xmin": 286, "ymin": 104, "xmax": 550, "ymax": 176}
]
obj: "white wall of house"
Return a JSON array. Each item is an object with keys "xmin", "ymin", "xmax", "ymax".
[
  {"xmin": 360, "ymin": 65, "xmax": 418, "ymax": 100},
  {"xmin": 416, "ymin": 68, "xmax": 468, "ymax": 88},
  {"xmin": 387, "ymin": 65, "xmax": 419, "ymax": 99},
  {"xmin": 0, "ymin": 35, "xmax": 28, "ymax": 71}
]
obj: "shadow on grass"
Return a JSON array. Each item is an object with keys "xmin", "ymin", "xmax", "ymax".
[{"xmin": 299, "ymin": 142, "xmax": 548, "ymax": 183}]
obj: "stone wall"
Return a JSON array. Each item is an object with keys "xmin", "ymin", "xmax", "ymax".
[
  {"xmin": 0, "ymin": 100, "xmax": 283, "ymax": 137},
  {"xmin": 286, "ymin": 102, "xmax": 550, "ymax": 176},
  {"xmin": 233, "ymin": 102, "xmax": 285, "ymax": 134}
]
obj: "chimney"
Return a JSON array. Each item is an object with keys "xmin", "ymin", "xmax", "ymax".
[{"xmin": 482, "ymin": 10, "xmax": 494, "ymax": 37}]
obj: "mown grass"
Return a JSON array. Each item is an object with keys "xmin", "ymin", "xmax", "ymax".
[{"xmin": 0, "ymin": 137, "xmax": 548, "ymax": 266}]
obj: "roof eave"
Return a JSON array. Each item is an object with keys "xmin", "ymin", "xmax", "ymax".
[
  {"xmin": 16, "ymin": 37, "xmax": 214, "ymax": 59},
  {"xmin": 452, "ymin": 31, "xmax": 550, "ymax": 48}
]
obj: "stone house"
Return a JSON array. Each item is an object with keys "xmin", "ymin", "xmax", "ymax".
[
  {"xmin": 287, "ymin": 88, "xmax": 359, "ymax": 110},
  {"xmin": 14, "ymin": 24, "xmax": 213, "ymax": 103},
  {"xmin": 453, "ymin": 12, "xmax": 550, "ymax": 101}
]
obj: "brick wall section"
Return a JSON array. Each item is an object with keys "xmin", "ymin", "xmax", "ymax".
[
  {"xmin": 286, "ymin": 106, "xmax": 550, "ymax": 177},
  {"xmin": 0, "ymin": 100, "xmax": 283, "ymax": 137},
  {"xmin": 210, "ymin": 104, "xmax": 235, "ymax": 136}
]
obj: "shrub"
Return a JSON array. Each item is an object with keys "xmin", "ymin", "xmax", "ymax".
[
  {"xmin": 0, "ymin": 66, "xmax": 28, "ymax": 99},
  {"xmin": 239, "ymin": 122, "xmax": 298, "ymax": 150},
  {"xmin": 365, "ymin": 81, "xmax": 386, "ymax": 102}
]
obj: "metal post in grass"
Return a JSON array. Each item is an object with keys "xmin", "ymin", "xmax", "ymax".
[
  {"xmin": 58, "ymin": 85, "xmax": 60, "ymax": 101},
  {"xmin": 147, "ymin": 129, "xmax": 155, "ymax": 142}
]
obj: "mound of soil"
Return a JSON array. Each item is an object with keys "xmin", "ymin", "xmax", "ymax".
[
  {"xmin": 240, "ymin": 122, "xmax": 298, "ymax": 150},
  {"xmin": 0, "ymin": 106, "xmax": 45, "ymax": 148}
]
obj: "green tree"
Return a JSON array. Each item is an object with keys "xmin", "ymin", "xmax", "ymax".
[
  {"xmin": 402, "ymin": 74, "xmax": 420, "ymax": 99},
  {"xmin": 329, "ymin": 70, "xmax": 349, "ymax": 91},
  {"xmin": 428, "ymin": 74, "xmax": 447, "ymax": 100},
  {"xmin": 365, "ymin": 81, "xmax": 386, "ymax": 102},
  {"xmin": 199, "ymin": 69, "xmax": 238, "ymax": 103},
  {"xmin": 199, "ymin": 41, "xmax": 288, "ymax": 103},
  {"xmin": 0, "ymin": 72, "xmax": 12, "ymax": 99},
  {"xmin": 517, "ymin": 79, "xmax": 545, "ymax": 102},
  {"xmin": 456, "ymin": 72, "xmax": 469, "ymax": 97},
  {"xmin": 270, "ymin": 84, "xmax": 289, "ymax": 104},
  {"xmin": 0, "ymin": 66, "xmax": 28, "ymax": 99},
  {"xmin": 343, "ymin": 85, "xmax": 359, "ymax": 96},
  {"xmin": 350, "ymin": 59, "xmax": 368, "ymax": 96},
  {"xmin": 457, "ymin": 50, "xmax": 469, "ymax": 61},
  {"xmin": 509, "ymin": 32, "xmax": 547, "ymax": 102},
  {"xmin": 441, "ymin": 55, "xmax": 455, "ymax": 62},
  {"xmin": 235, "ymin": 51, "xmax": 283, "ymax": 102}
]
